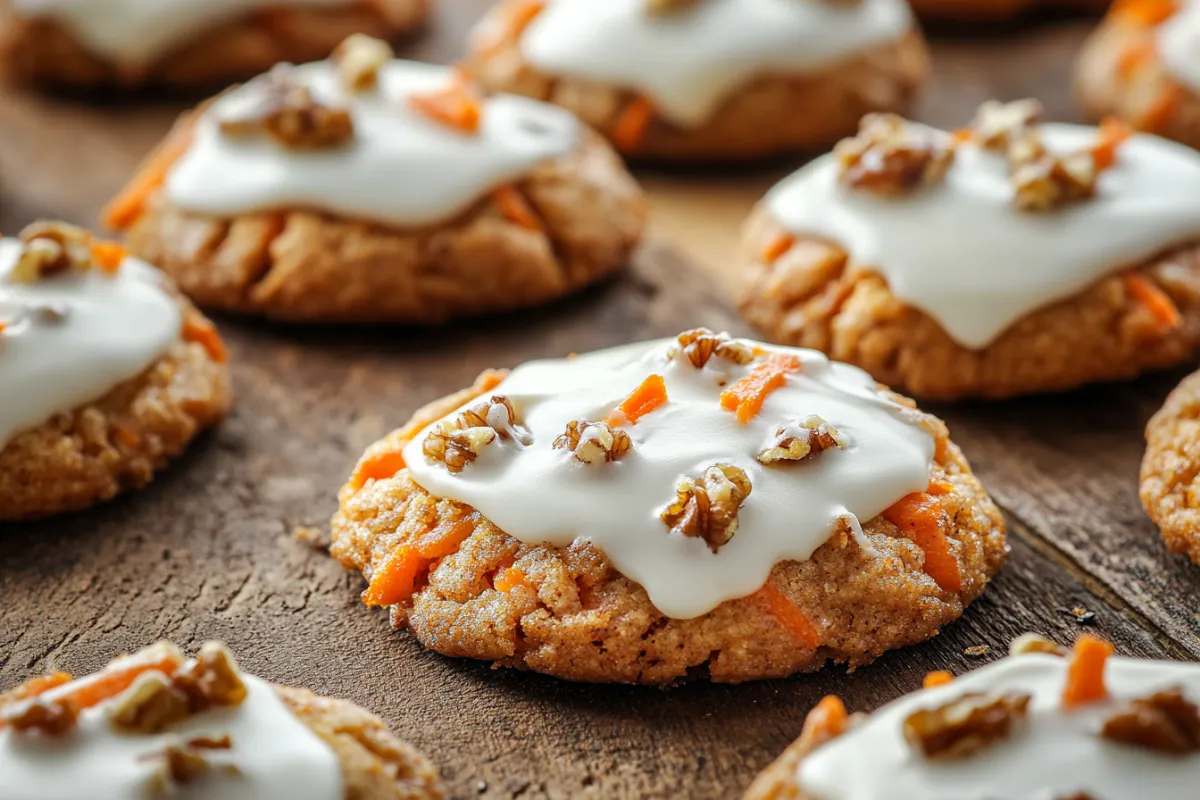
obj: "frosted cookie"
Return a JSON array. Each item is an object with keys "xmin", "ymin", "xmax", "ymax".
[
  {"xmin": 0, "ymin": 641, "xmax": 444, "ymax": 799},
  {"xmin": 105, "ymin": 37, "xmax": 645, "ymax": 323},
  {"xmin": 1077, "ymin": 0, "xmax": 1200, "ymax": 152},
  {"xmin": 0, "ymin": 221, "xmax": 232, "ymax": 521},
  {"xmin": 460, "ymin": 0, "xmax": 930, "ymax": 161},
  {"xmin": 1138, "ymin": 368, "xmax": 1200, "ymax": 563},
  {"xmin": 745, "ymin": 633, "xmax": 1200, "ymax": 800},
  {"xmin": 330, "ymin": 330, "xmax": 1008, "ymax": 684},
  {"xmin": 0, "ymin": 0, "xmax": 430, "ymax": 90},
  {"xmin": 737, "ymin": 101, "xmax": 1200, "ymax": 401},
  {"xmin": 910, "ymin": 0, "xmax": 1108, "ymax": 21}
]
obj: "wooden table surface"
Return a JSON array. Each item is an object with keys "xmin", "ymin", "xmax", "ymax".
[{"xmin": 4, "ymin": 4, "xmax": 1199, "ymax": 800}]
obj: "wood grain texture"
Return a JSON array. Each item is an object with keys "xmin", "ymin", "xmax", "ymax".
[{"xmin": 3, "ymin": 4, "xmax": 1199, "ymax": 800}]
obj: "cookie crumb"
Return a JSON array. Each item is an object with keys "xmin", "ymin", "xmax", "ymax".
[
  {"xmin": 1056, "ymin": 606, "xmax": 1098, "ymax": 627},
  {"xmin": 293, "ymin": 525, "xmax": 330, "ymax": 549},
  {"xmin": 964, "ymin": 645, "xmax": 991, "ymax": 659}
]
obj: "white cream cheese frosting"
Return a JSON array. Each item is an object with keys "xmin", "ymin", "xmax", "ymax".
[
  {"xmin": 0, "ymin": 239, "xmax": 181, "ymax": 448},
  {"xmin": 490, "ymin": 0, "xmax": 913, "ymax": 128},
  {"xmin": 166, "ymin": 59, "xmax": 581, "ymax": 228},
  {"xmin": 403, "ymin": 336, "xmax": 937, "ymax": 620},
  {"xmin": 1158, "ymin": 3, "xmax": 1200, "ymax": 95},
  {"xmin": 799, "ymin": 653, "xmax": 1200, "ymax": 800},
  {"xmin": 13, "ymin": 0, "xmax": 350, "ymax": 65},
  {"xmin": 0, "ymin": 673, "xmax": 342, "ymax": 799},
  {"xmin": 766, "ymin": 123, "xmax": 1200, "ymax": 349}
]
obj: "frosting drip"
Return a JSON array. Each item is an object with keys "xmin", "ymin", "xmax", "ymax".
[
  {"xmin": 766, "ymin": 123, "xmax": 1200, "ymax": 349},
  {"xmin": 1159, "ymin": 4, "xmax": 1200, "ymax": 96},
  {"xmin": 799, "ymin": 654, "xmax": 1200, "ymax": 800},
  {"xmin": 500, "ymin": 0, "xmax": 912, "ymax": 127},
  {"xmin": 0, "ymin": 239, "xmax": 181, "ymax": 448},
  {"xmin": 0, "ymin": 674, "xmax": 342, "ymax": 799},
  {"xmin": 403, "ymin": 337, "xmax": 936, "ymax": 620},
  {"xmin": 13, "ymin": 0, "xmax": 349, "ymax": 65},
  {"xmin": 166, "ymin": 60, "xmax": 581, "ymax": 228}
]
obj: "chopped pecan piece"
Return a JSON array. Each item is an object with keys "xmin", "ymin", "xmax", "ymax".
[
  {"xmin": 1009, "ymin": 136, "xmax": 1097, "ymax": 212},
  {"xmin": 662, "ymin": 464, "xmax": 752, "ymax": 553},
  {"xmin": 173, "ymin": 642, "xmax": 248, "ymax": 712},
  {"xmin": 671, "ymin": 328, "xmax": 754, "ymax": 369},
  {"xmin": 10, "ymin": 221, "xmax": 95, "ymax": 283},
  {"xmin": 646, "ymin": 0, "xmax": 699, "ymax": 12},
  {"xmin": 2, "ymin": 697, "xmax": 79, "ymax": 737},
  {"xmin": 143, "ymin": 736, "xmax": 240, "ymax": 795},
  {"xmin": 1009, "ymin": 633, "xmax": 1068, "ymax": 657},
  {"xmin": 109, "ymin": 672, "xmax": 191, "ymax": 733},
  {"xmin": 220, "ymin": 66, "xmax": 354, "ymax": 149},
  {"xmin": 332, "ymin": 34, "xmax": 394, "ymax": 91},
  {"xmin": 758, "ymin": 416, "xmax": 846, "ymax": 464},
  {"xmin": 835, "ymin": 114, "xmax": 955, "ymax": 196},
  {"xmin": 423, "ymin": 423, "xmax": 497, "ymax": 473},
  {"xmin": 455, "ymin": 395, "xmax": 531, "ymax": 443},
  {"xmin": 1101, "ymin": 687, "xmax": 1200, "ymax": 754},
  {"xmin": 903, "ymin": 691, "xmax": 1032, "ymax": 759},
  {"xmin": 969, "ymin": 98, "xmax": 1044, "ymax": 150},
  {"xmin": 553, "ymin": 420, "xmax": 631, "ymax": 464}
]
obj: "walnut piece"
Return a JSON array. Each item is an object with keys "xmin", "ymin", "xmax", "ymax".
[
  {"xmin": 1009, "ymin": 135, "xmax": 1097, "ymax": 212},
  {"xmin": 969, "ymin": 98, "xmax": 1044, "ymax": 150},
  {"xmin": 670, "ymin": 328, "xmax": 754, "ymax": 369},
  {"xmin": 220, "ymin": 66, "xmax": 354, "ymax": 149},
  {"xmin": 424, "ymin": 395, "xmax": 530, "ymax": 473},
  {"xmin": 903, "ymin": 692, "xmax": 1032, "ymax": 759},
  {"xmin": 332, "ymin": 34, "xmax": 394, "ymax": 91},
  {"xmin": 554, "ymin": 420, "xmax": 631, "ymax": 464},
  {"xmin": 1009, "ymin": 633, "xmax": 1068, "ymax": 657},
  {"xmin": 173, "ymin": 642, "xmax": 249, "ymax": 712},
  {"xmin": 2, "ymin": 697, "xmax": 79, "ymax": 737},
  {"xmin": 661, "ymin": 464, "xmax": 752, "ymax": 553},
  {"xmin": 143, "ymin": 735, "xmax": 239, "ymax": 796},
  {"xmin": 758, "ymin": 416, "xmax": 846, "ymax": 464},
  {"xmin": 646, "ymin": 0, "xmax": 699, "ymax": 12},
  {"xmin": 1101, "ymin": 687, "xmax": 1200, "ymax": 754},
  {"xmin": 109, "ymin": 672, "xmax": 191, "ymax": 734},
  {"xmin": 835, "ymin": 113, "xmax": 955, "ymax": 196},
  {"xmin": 10, "ymin": 221, "xmax": 95, "ymax": 283}
]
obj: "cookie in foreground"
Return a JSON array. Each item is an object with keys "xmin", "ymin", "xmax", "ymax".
[
  {"xmin": 105, "ymin": 35, "xmax": 645, "ymax": 323},
  {"xmin": 0, "ymin": 221, "xmax": 231, "ymax": 521},
  {"xmin": 745, "ymin": 633, "xmax": 1198, "ymax": 800},
  {"xmin": 0, "ymin": 641, "xmax": 444, "ymax": 799},
  {"xmin": 910, "ymin": 0, "xmax": 1107, "ymax": 21},
  {"xmin": 738, "ymin": 100, "xmax": 1200, "ymax": 400},
  {"xmin": 461, "ymin": 0, "xmax": 929, "ymax": 161},
  {"xmin": 331, "ymin": 330, "xmax": 1008, "ymax": 684},
  {"xmin": 0, "ymin": 0, "xmax": 430, "ymax": 90}
]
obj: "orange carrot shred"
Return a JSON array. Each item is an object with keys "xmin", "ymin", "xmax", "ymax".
[
  {"xmin": 350, "ymin": 450, "xmax": 407, "ymax": 491},
  {"xmin": 35, "ymin": 649, "xmax": 185, "ymax": 718},
  {"xmin": 883, "ymin": 493, "xmax": 963, "ymax": 594},
  {"xmin": 923, "ymin": 670, "xmax": 954, "ymax": 689},
  {"xmin": 1062, "ymin": 634, "xmax": 1115, "ymax": 708},
  {"xmin": 102, "ymin": 118, "xmax": 196, "ymax": 231},
  {"xmin": 951, "ymin": 127, "xmax": 974, "ymax": 143},
  {"xmin": 1124, "ymin": 272, "xmax": 1182, "ymax": 330},
  {"xmin": 182, "ymin": 317, "xmax": 229, "ymax": 364},
  {"xmin": 1092, "ymin": 117, "xmax": 1133, "ymax": 170},
  {"xmin": 0, "ymin": 672, "xmax": 72, "ymax": 710},
  {"xmin": 494, "ymin": 186, "xmax": 541, "ymax": 231},
  {"xmin": 1112, "ymin": 0, "xmax": 1179, "ymax": 25},
  {"xmin": 113, "ymin": 423, "xmax": 141, "ymax": 449},
  {"xmin": 417, "ymin": 516, "xmax": 476, "ymax": 559},
  {"xmin": 752, "ymin": 583, "xmax": 821, "ymax": 650},
  {"xmin": 363, "ymin": 545, "xmax": 422, "ymax": 607},
  {"xmin": 927, "ymin": 478, "xmax": 955, "ymax": 496},
  {"xmin": 507, "ymin": 0, "xmax": 546, "ymax": 36},
  {"xmin": 607, "ymin": 374, "xmax": 668, "ymax": 427},
  {"xmin": 409, "ymin": 83, "xmax": 482, "ymax": 133},
  {"xmin": 1141, "ymin": 82, "xmax": 1183, "ymax": 132},
  {"xmin": 90, "ymin": 241, "xmax": 126, "ymax": 274},
  {"xmin": 720, "ymin": 354, "xmax": 803, "ymax": 424},
  {"xmin": 613, "ymin": 97, "xmax": 654, "ymax": 152},
  {"xmin": 494, "ymin": 567, "xmax": 528, "ymax": 593},
  {"xmin": 798, "ymin": 695, "xmax": 848, "ymax": 749},
  {"xmin": 761, "ymin": 233, "xmax": 796, "ymax": 265}
]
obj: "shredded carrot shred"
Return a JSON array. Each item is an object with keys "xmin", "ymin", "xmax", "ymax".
[
  {"xmin": 720, "ymin": 354, "xmax": 803, "ymax": 424},
  {"xmin": 494, "ymin": 567, "xmax": 528, "ymax": 593},
  {"xmin": 1124, "ymin": 272, "xmax": 1182, "ymax": 330},
  {"xmin": 493, "ymin": 186, "xmax": 541, "ymax": 231},
  {"xmin": 1117, "ymin": 39, "xmax": 1156, "ymax": 79},
  {"xmin": 761, "ymin": 233, "xmax": 796, "ymax": 265},
  {"xmin": 409, "ymin": 82, "xmax": 482, "ymax": 133},
  {"xmin": 607, "ymin": 374, "xmax": 668, "ymax": 427},
  {"xmin": 1061, "ymin": 634, "xmax": 1115, "ymax": 708},
  {"xmin": 798, "ymin": 696, "xmax": 848, "ymax": 749},
  {"xmin": 882, "ymin": 493, "xmax": 963, "ymax": 594},
  {"xmin": 182, "ymin": 317, "xmax": 229, "ymax": 364},
  {"xmin": 0, "ymin": 321, "xmax": 6, "ymax": 335},
  {"xmin": 417, "ymin": 516, "xmax": 476, "ymax": 559},
  {"xmin": 923, "ymin": 670, "xmax": 954, "ymax": 689},
  {"xmin": 350, "ymin": 450, "xmax": 407, "ymax": 491},
  {"xmin": 927, "ymin": 478, "xmax": 955, "ymax": 496},
  {"xmin": 1092, "ymin": 117, "xmax": 1133, "ymax": 170},
  {"xmin": 102, "ymin": 118, "xmax": 197, "ymax": 230},
  {"xmin": 752, "ymin": 583, "xmax": 820, "ymax": 649},
  {"xmin": 363, "ymin": 546, "xmax": 423, "ymax": 607},
  {"xmin": 90, "ymin": 241, "xmax": 126, "ymax": 274},
  {"xmin": 951, "ymin": 127, "xmax": 974, "ymax": 143},
  {"xmin": 613, "ymin": 97, "xmax": 654, "ymax": 152},
  {"xmin": 48, "ymin": 649, "xmax": 185, "ymax": 715},
  {"xmin": 0, "ymin": 672, "xmax": 72, "ymax": 710},
  {"xmin": 1112, "ymin": 0, "xmax": 1179, "ymax": 25},
  {"xmin": 113, "ymin": 423, "xmax": 141, "ymax": 449},
  {"xmin": 507, "ymin": 0, "xmax": 546, "ymax": 36},
  {"xmin": 1141, "ymin": 82, "xmax": 1183, "ymax": 132}
]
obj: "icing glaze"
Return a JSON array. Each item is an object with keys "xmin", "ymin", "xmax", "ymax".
[
  {"xmin": 1159, "ymin": 4, "xmax": 1200, "ymax": 96},
  {"xmin": 13, "ymin": 0, "xmax": 349, "ymax": 65},
  {"xmin": 402, "ymin": 337, "xmax": 938, "ymax": 620},
  {"xmin": 166, "ymin": 60, "xmax": 581, "ymax": 228},
  {"xmin": 0, "ymin": 239, "xmax": 181, "ymax": 448},
  {"xmin": 766, "ymin": 123, "xmax": 1200, "ymax": 349},
  {"xmin": 799, "ymin": 653, "xmax": 1200, "ymax": 799},
  {"xmin": 0, "ymin": 671, "xmax": 342, "ymax": 799},
  {"xmin": 493, "ymin": 0, "xmax": 912, "ymax": 127}
]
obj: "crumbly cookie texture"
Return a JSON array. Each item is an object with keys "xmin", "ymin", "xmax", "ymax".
[
  {"xmin": 463, "ymin": 16, "xmax": 929, "ymax": 161},
  {"xmin": 1140, "ymin": 369, "xmax": 1200, "ymax": 565},
  {"xmin": 0, "ymin": 0, "xmax": 430, "ymax": 89},
  {"xmin": 122, "ymin": 127, "xmax": 644, "ymax": 323},
  {"xmin": 910, "ymin": 0, "xmax": 1107, "ymax": 21},
  {"xmin": 330, "ymin": 370, "xmax": 1007, "ymax": 685}
]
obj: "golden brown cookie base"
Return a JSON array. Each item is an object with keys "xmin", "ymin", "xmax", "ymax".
[
  {"xmin": 911, "ymin": 0, "xmax": 1108, "ymax": 21},
  {"xmin": 737, "ymin": 206, "xmax": 1200, "ymax": 401},
  {"xmin": 1140, "ymin": 370, "xmax": 1200, "ymax": 565},
  {"xmin": 277, "ymin": 686, "xmax": 445, "ymax": 800},
  {"xmin": 742, "ymin": 726, "xmax": 824, "ymax": 800},
  {"xmin": 463, "ymin": 10, "xmax": 929, "ymax": 161},
  {"xmin": 330, "ymin": 373, "xmax": 1008, "ymax": 685},
  {"xmin": 122, "ymin": 129, "xmax": 645, "ymax": 323},
  {"xmin": 0, "ymin": 0, "xmax": 430, "ymax": 89},
  {"xmin": 1076, "ymin": 13, "xmax": 1200, "ymax": 151},
  {"xmin": 0, "ymin": 301, "xmax": 232, "ymax": 522}
]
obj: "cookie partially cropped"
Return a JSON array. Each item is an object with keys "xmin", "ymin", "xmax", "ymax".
[
  {"xmin": 910, "ymin": 0, "xmax": 1107, "ymax": 21},
  {"xmin": 0, "ymin": 221, "xmax": 231, "ymax": 521},
  {"xmin": 331, "ymin": 330, "xmax": 1008, "ymax": 684},
  {"xmin": 107, "ymin": 36, "xmax": 645, "ymax": 323},
  {"xmin": 0, "ymin": 640, "xmax": 444, "ymax": 799},
  {"xmin": 1139, "ymin": 369, "xmax": 1200, "ymax": 564},
  {"xmin": 1, "ymin": 0, "xmax": 430, "ymax": 90},
  {"xmin": 461, "ymin": 0, "xmax": 930, "ymax": 161},
  {"xmin": 1077, "ymin": 0, "xmax": 1200, "ymax": 151},
  {"xmin": 738, "ymin": 101, "xmax": 1200, "ymax": 401},
  {"xmin": 746, "ymin": 633, "xmax": 1200, "ymax": 800}
]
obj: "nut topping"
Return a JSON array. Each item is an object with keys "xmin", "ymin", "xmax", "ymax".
[
  {"xmin": 10, "ymin": 221, "xmax": 96, "ymax": 283},
  {"xmin": 173, "ymin": 642, "xmax": 249, "ymax": 712},
  {"xmin": 143, "ymin": 736, "xmax": 240, "ymax": 795},
  {"xmin": 1101, "ymin": 687, "xmax": 1200, "ymax": 754},
  {"xmin": 1009, "ymin": 140, "xmax": 1097, "ymax": 212},
  {"xmin": 670, "ymin": 328, "xmax": 754, "ymax": 369},
  {"xmin": 646, "ymin": 0, "xmax": 700, "ymax": 12},
  {"xmin": 424, "ymin": 395, "xmax": 530, "ymax": 473},
  {"xmin": 903, "ymin": 691, "xmax": 1032, "ymax": 760},
  {"xmin": 969, "ymin": 98, "xmax": 1044, "ymax": 150},
  {"xmin": 1009, "ymin": 633, "xmax": 1068, "ymax": 657},
  {"xmin": 758, "ymin": 416, "xmax": 846, "ymax": 465},
  {"xmin": 332, "ymin": 34, "xmax": 394, "ymax": 91},
  {"xmin": 554, "ymin": 420, "xmax": 631, "ymax": 464},
  {"xmin": 835, "ymin": 114, "xmax": 955, "ymax": 196},
  {"xmin": 109, "ymin": 672, "xmax": 191, "ymax": 734},
  {"xmin": 661, "ymin": 464, "xmax": 752, "ymax": 553},
  {"xmin": 220, "ymin": 66, "xmax": 354, "ymax": 149},
  {"xmin": 2, "ymin": 697, "xmax": 79, "ymax": 737}
]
